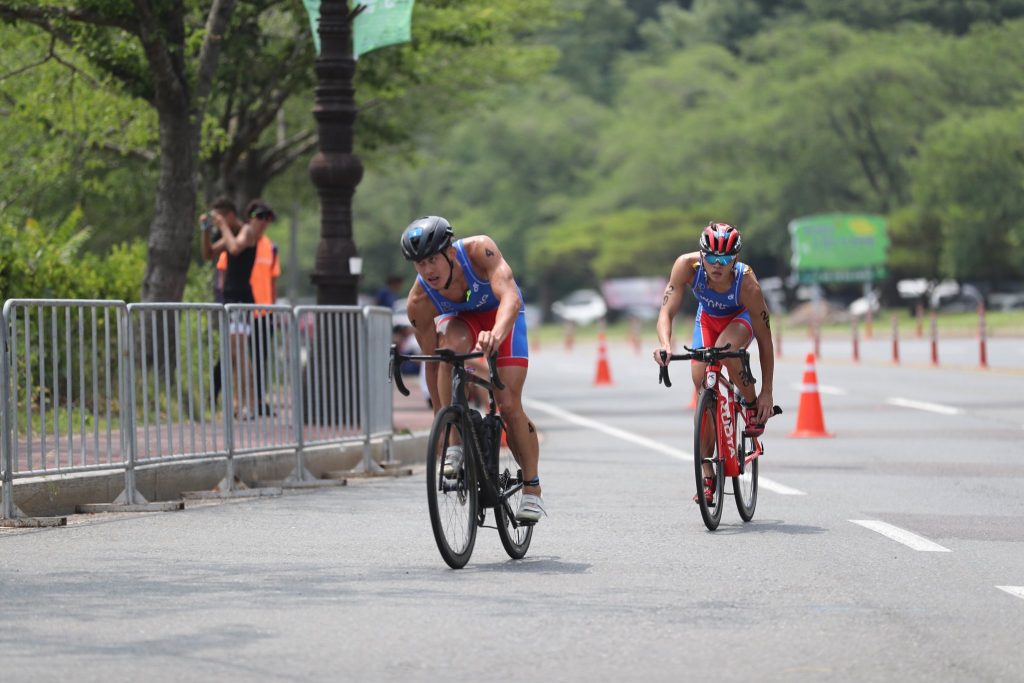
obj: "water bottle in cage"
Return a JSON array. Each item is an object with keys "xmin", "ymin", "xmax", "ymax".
[{"xmin": 483, "ymin": 414, "xmax": 503, "ymax": 482}]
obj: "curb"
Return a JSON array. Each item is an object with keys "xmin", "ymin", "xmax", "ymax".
[{"xmin": 2, "ymin": 431, "xmax": 430, "ymax": 519}]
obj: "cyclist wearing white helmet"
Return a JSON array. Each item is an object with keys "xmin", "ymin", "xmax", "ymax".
[
  {"xmin": 401, "ymin": 216, "xmax": 545, "ymax": 524},
  {"xmin": 654, "ymin": 221, "xmax": 776, "ymax": 434}
]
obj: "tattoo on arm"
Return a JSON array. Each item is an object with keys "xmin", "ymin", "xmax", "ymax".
[
  {"xmin": 740, "ymin": 369, "xmax": 755, "ymax": 387},
  {"xmin": 410, "ymin": 318, "xmax": 417, "ymax": 328},
  {"xmin": 528, "ymin": 422, "xmax": 536, "ymax": 433},
  {"xmin": 485, "ymin": 248, "xmax": 494, "ymax": 258},
  {"xmin": 761, "ymin": 310, "xmax": 771, "ymax": 330},
  {"xmin": 662, "ymin": 285, "xmax": 675, "ymax": 307}
]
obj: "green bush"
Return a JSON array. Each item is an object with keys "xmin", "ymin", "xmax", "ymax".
[{"xmin": 0, "ymin": 210, "xmax": 146, "ymax": 302}]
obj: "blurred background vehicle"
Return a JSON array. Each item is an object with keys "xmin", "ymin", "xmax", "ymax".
[{"xmin": 551, "ymin": 289, "xmax": 608, "ymax": 325}]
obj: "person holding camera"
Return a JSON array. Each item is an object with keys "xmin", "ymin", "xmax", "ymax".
[
  {"xmin": 200, "ymin": 196, "xmax": 264, "ymax": 419},
  {"xmin": 215, "ymin": 200, "xmax": 279, "ymax": 416}
]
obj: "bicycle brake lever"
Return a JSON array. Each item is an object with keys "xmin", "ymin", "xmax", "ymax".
[
  {"xmin": 488, "ymin": 354, "xmax": 505, "ymax": 390},
  {"xmin": 389, "ymin": 345, "xmax": 410, "ymax": 397},
  {"xmin": 658, "ymin": 351, "xmax": 672, "ymax": 387},
  {"xmin": 772, "ymin": 405, "xmax": 783, "ymax": 416}
]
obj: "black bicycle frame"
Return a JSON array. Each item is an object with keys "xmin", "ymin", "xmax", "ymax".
[{"xmin": 390, "ymin": 346, "xmax": 526, "ymax": 516}]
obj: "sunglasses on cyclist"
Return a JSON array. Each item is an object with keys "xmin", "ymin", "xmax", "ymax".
[
  {"xmin": 252, "ymin": 211, "xmax": 274, "ymax": 221},
  {"xmin": 703, "ymin": 253, "xmax": 734, "ymax": 266}
]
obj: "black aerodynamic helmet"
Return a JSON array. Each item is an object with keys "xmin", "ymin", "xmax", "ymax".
[
  {"xmin": 699, "ymin": 222, "xmax": 742, "ymax": 256},
  {"xmin": 400, "ymin": 216, "xmax": 454, "ymax": 261}
]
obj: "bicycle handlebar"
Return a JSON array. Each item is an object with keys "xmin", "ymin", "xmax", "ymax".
[
  {"xmin": 658, "ymin": 344, "xmax": 753, "ymax": 388},
  {"xmin": 389, "ymin": 345, "xmax": 505, "ymax": 396}
]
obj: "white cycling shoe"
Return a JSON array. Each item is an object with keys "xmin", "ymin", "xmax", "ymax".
[
  {"xmin": 442, "ymin": 445, "xmax": 464, "ymax": 479},
  {"xmin": 515, "ymin": 493, "xmax": 547, "ymax": 523}
]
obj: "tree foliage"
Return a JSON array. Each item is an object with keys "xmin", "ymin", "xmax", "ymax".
[{"xmin": 4, "ymin": 2, "xmax": 1024, "ymax": 308}]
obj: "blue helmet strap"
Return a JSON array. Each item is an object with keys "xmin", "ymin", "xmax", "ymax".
[{"xmin": 442, "ymin": 249, "xmax": 454, "ymax": 290}]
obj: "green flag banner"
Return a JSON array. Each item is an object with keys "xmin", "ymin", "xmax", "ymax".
[
  {"xmin": 789, "ymin": 213, "xmax": 889, "ymax": 284},
  {"xmin": 354, "ymin": 0, "xmax": 415, "ymax": 58},
  {"xmin": 302, "ymin": 0, "xmax": 322, "ymax": 54},
  {"xmin": 301, "ymin": 1, "xmax": 414, "ymax": 57}
]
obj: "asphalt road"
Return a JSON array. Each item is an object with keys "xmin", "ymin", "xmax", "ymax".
[{"xmin": 1, "ymin": 339, "xmax": 1022, "ymax": 682}]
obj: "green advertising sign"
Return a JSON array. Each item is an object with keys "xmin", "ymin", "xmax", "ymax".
[
  {"xmin": 354, "ymin": 0, "xmax": 415, "ymax": 58},
  {"xmin": 789, "ymin": 213, "xmax": 889, "ymax": 283}
]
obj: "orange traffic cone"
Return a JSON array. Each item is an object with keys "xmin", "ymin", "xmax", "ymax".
[
  {"xmin": 789, "ymin": 353, "xmax": 834, "ymax": 438},
  {"xmin": 594, "ymin": 332, "xmax": 613, "ymax": 386}
]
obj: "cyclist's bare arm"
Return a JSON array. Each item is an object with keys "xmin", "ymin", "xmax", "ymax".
[
  {"xmin": 464, "ymin": 236, "xmax": 520, "ymax": 357},
  {"xmin": 406, "ymin": 284, "xmax": 443, "ymax": 412},
  {"xmin": 654, "ymin": 252, "xmax": 700, "ymax": 365},
  {"xmin": 739, "ymin": 271, "xmax": 775, "ymax": 424}
]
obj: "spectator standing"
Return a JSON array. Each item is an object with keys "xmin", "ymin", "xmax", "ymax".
[
  {"xmin": 375, "ymin": 274, "xmax": 404, "ymax": 309},
  {"xmin": 201, "ymin": 196, "xmax": 267, "ymax": 419},
  {"xmin": 218, "ymin": 200, "xmax": 279, "ymax": 416}
]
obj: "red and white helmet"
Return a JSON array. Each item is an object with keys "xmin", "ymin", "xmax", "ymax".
[{"xmin": 699, "ymin": 222, "xmax": 742, "ymax": 255}]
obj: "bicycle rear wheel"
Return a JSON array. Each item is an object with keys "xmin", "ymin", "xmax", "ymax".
[
  {"xmin": 495, "ymin": 431, "xmax": 533, "ymax": 559},
  {"xmin": 733, "ymin": 411, "xmax": 758, "ymax": 521},
  {"xmin": 426, "ymin": 406, "xmax": 478, "ymax": 569},
  {"xmin": 694, "ymin": 389, "xmax": 725, "ymax": 530}
]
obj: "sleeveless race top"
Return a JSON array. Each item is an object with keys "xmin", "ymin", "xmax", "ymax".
[
  {"xmin": 417, "ymin": 240, "xmax": 522, "ymax": 315},
  {"xmin": 691, "ymin": 260, "xmax": 748, "ymax": 317},
  {"xmin": 223, "ymin": 245, "xmax": 256, "ymax": 304}
]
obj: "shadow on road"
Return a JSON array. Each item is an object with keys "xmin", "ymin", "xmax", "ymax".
[
  {"xmin": 461, "ymin": 556, "xmax": 591, "ymax": 575},
  {"xmin": 711, "ymin": 518, "xmax": 827, "ymax": 536}
]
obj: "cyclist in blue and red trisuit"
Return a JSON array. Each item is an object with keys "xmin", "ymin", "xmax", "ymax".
[
  {"xmin": 653, "ymin": 222, "xmax": 776, "ymax": 502},
  {"xmin": 401, "ymin": 216, "xmax": 545, "ymax": 524}
]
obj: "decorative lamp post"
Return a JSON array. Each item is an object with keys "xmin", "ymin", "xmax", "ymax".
[{"xmin": 309, "ymin": 0, "xmax": 364, "ymax": 305}]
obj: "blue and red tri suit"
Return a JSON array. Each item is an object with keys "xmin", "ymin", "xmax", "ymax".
[
  {"xmin": 417, "ymin": 239, "xmax": 529, "ymax": 367},
  {"xmin": 690, "ymin": 260, "xmax": 754, "ymax": 349}
]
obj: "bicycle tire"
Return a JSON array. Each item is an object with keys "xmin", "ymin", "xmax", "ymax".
[
  {"xmin": 426, "ymin": 406, "xmax": 478, "ymax": 569},
  {"xmin": 495, "ymin": 428, "xmax": 533, "ymax": 559},
  {"xmin": 733, "ymin": 408, "xmax": 758, "ymax": 521},
  {"xmin": 694, "ymin": 389, "xmax": 725, "ymax": 530}
]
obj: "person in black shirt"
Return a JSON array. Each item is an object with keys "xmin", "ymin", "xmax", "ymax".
[{"xmin": 200, "ymin": 197, "xmax": 264, "ymax": 418}]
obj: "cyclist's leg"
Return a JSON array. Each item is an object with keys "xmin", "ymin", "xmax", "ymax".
[
  {"xmin": 718, "ymin": 312, "xmax": 755, "ymax": 403},
  {"xmin": 434, "ymin": 316, "xmax": 474, "ymax": 463},
  {"xmin": 435, "ymin": 316, "xmax": 474, "ymax": 408},
  {"xmin": 493, "ymin": 366, "xmax": 538, "ymax": 488}
]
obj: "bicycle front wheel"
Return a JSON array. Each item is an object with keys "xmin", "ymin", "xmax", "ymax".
[
  {"xmin": 733, "ymin": 427, "xmax": 758, "ymax": 522},
  {"xmin": 495, "ymin": 434, "xmax": 533, "ymax": 559},
  {"xmin": 694, "ymin": 390, "xmax": 725, "ymax": 530},
  {"xmin": 426, "ymin": 406, "xmax": 478, "ymax": 569}
]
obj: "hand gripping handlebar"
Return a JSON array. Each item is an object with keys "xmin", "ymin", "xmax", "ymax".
[
  {"xmin": 657, "ymin": 344, "xmax": 752, "ymax": 388},
  {"xmin": 389, "ymin": 345, "xmax": 505, "ymax": 396}
]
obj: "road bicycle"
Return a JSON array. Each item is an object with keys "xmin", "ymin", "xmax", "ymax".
[
  {"xmin": 390, "ymin": 346, "xmax": 533, "ymax": 568},
  {"xmin": 658, "ymin": 345, "xmax": 782, "ymax": 531}
]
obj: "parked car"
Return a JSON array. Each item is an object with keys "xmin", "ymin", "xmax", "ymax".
[
  {"xmin": 931, "ymin": 282, "xmax": 983, "ymax": 312},
  {"xmin": 551, "ymin": 289, "xmax": 608, "ymax": 325},
  {"xmin": 848, "ymin": 291, "xmax": 880, "ymax": 317}
]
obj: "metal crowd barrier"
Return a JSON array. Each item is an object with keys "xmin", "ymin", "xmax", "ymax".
[{"xmin": 1, "ymin": 300, "xmax": 396, "ymax": 519}]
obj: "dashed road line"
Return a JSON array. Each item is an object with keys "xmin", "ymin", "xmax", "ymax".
[
  {"xmin": 996, "ymin": 586, "xmax": 1024, "ymax": 601},
  {"xmin": 850, "ymin": 519, "xmax": 951, "ymax": 552},
  {"xmin": 790, "ymin": 382, "xmax": 846, "ymax": 396},
  {"xmin": 885, "ymin": 397, "xmax": 963, "ymax": 416},
  {"xmin": 525, "ymin": 398, "xmax": 806, "ymax": 496}
]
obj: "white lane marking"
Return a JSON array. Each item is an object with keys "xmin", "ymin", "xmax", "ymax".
[
  {"xmin": 525, "ymin": 398, "xmax": 806, "ymax": 495},
  {"xmin": 849, "ymin": 520, "xmax": 951, "ymax": 552},
  {"xmin": 996, "ymin": 586, "xmax": 1024, "ymax": 601},
  {"xmin": 790, "ymin": 382, "xmax": 845, "ymax": 395},
  {"xmin": 885, "ymin": 397, "xmax": 963, "ymax": 416}
]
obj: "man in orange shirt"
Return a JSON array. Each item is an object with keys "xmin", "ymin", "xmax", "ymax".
[{"xmin": 218, "ymin": 200, "xmax": 280, "ymax": 416}]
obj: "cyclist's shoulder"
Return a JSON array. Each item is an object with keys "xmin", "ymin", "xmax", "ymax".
[
  {"xmin": 738, "ymin": 265, "xmax": 767, "ymax": 300},
  {"xmin": 672, "ymin": 251, "xmax": 702, "ymax": 276},
  {"xmin": 406, "ymin": 282, "xmax": 439, "ymax": 317},
  {"xmin": 459, "ymin": 234, "xmax": 499, "ymax": 256}
]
